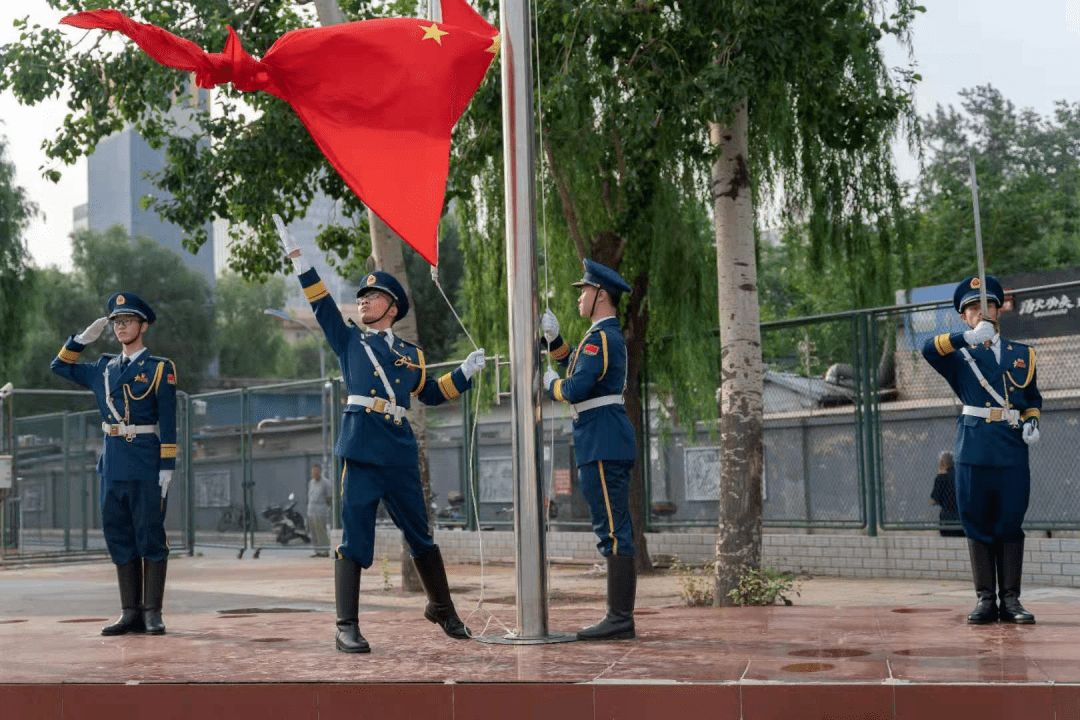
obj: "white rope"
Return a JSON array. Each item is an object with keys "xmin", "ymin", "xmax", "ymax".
[
  {"xmin": 430, "ymin": 265, "xmax": 479, "ymax": 350},
  {"xmin": 459, "ymin": 371, "xmax": 515, "ymax": 638},
  {"xmin": 531, "ymin": 0, "xmax": 552, "ymax": 313}
]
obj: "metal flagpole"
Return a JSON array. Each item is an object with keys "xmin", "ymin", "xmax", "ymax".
[
  {"xmin": 477, "ymin": 0, "xmax": 574, "ymax": 644},
  {"xmin": 969, "ymin": 154, "xmax": 990, "ymax": 318}
]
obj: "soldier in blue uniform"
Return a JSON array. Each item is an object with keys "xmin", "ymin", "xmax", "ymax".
[
  {"xmin": 922, "ymin": 275, "xmax": 1042, "ymax": 624},
  {"xmin": 541, "ymin": 258, "xmax": 638, "ymax": 640},
  {"xmin": 275, "ymin": 216, "xmax": 486, "ymax": 653},
  {"xmin": 51, "ymin": 293, "xmax": 177, "ymax": 636}
]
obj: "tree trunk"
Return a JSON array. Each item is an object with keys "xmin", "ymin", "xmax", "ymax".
[
  {"xmin": 709, "ymin": 105, "xmax": 764, "ymax": 606},
  {"xmin": 370, "ymin": 209, "xmax": 430, "ymax": 593}
]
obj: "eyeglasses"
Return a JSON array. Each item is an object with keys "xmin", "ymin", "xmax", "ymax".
[{"xmin": 111, "ymin": 318, "xmax": 140, "ymax": 328}]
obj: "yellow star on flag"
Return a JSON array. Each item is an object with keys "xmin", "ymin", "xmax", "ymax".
[
  {"xmin": 486, "ymin": 33, "xmax": 501, "ymax": 54},
  {"xmin": 420, "ymin": 23, "xmax": 449, "ymax": 45}
]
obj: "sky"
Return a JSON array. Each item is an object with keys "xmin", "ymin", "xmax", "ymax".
[{"xmin": 2, "ymin": 0, "xmax": 1079, "ymax": 272}]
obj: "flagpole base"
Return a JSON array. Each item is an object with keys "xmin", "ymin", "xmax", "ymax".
[{"xmin": 475, "ymin": 631, "xmax": 578, "ymax": 645}]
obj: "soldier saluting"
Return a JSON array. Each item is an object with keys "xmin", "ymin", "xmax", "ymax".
[
  {"xmin": 51, "ymin": 293, "xmax": 177, "ymax": 635},
  {"xmin": 922, "ymin": 275, "xmax": 1042, "ymax": 624}
]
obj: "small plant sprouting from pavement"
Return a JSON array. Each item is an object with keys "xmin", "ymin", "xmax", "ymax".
[
  {"xmin": 379, "ymin": 555, "xmax": 393, "ymax": 591},
  {"xmin": 672, "ymin": 559, "xmax": 801, "ymax": 607},
  {"xmin": 671, "ymin": 558, "xmax": 716, "ymax": 607},
  {"xmin": 728, "ymin": 567, "xmax": 801, "ymax": 607}
]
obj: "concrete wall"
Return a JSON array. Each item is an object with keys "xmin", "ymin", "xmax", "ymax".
[{"xmin": 366, "ymin": 530, "xmax": 1080, "ymax": 588}]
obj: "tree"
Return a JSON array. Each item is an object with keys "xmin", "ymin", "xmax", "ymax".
[
  {"xmin": 12, "ymin": 226, "xmax": 214, "ymax": 409},
  {"xmin": 700, "ymin": 0, "xmax": 921, "ymax": 603},
  {"xmin": 0, "ymin": 135, "xmax": 39, "ymax": 383},
  {"xmin": 214, "ymin": 272, "xmax": 294, "ymax": 378},
  {"xmin": 452, "ymin": 0, "xmax": 723, "ymax": 573},
  {"xmin": 907, "ymin": 86, "xmax": 1080, "ymax": 286}
]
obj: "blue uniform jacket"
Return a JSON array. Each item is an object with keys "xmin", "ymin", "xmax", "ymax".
[
  {"xmin": 51, "ymin": 338, "xmax": 178, "ymax": 481},
  {"xmin": 922, "ymin": 331, "xmax": 1042, "ymax": 467},
  {"xmin": 545, "ymin": 316, "xmax": 637, "ymax": 466},
  {"xmin": 300, "ymin": 268, "xmax": 470, "ymax": 467}
]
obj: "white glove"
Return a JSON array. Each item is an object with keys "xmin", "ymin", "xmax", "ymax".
[
  {"xmin": 1022, "ymin": 419, "xmax": 1040, "ymax": 446},
  {"xmin": 460, "ymin": 348, "xmax": 486, "ymax": 380},
  {"xmin": 543, "ymin": 368, "xmax": 560, "ymax": 393},
  {"xmin": 540, "ymin": 310, "xmax": 560, "ymax": 344},
  {"xmin": 273, "ymin": 213, "xmax": 309, "ymax": 274},
  {"xmin": 75, "ymin": 316, "xmax": 109, "ymax": 344},
  {"xmin": 159, "ymin": 469, "xmax": 173, "ymax": 499},
  {"xmin": 963, "ymin": 320, "xmax": 996, "ymax": 346}
]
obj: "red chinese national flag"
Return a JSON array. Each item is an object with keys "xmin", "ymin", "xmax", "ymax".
[{"xmin": 60, "ymin": 2, "xmax": 499, "ymax": 266}]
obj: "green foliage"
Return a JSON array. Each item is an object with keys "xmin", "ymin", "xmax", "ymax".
[
  {"xmin": 670, "ymin": 558, "xmax": 716, "ymax": 607},
  {"xmin": 758, "ymin": 85, "xmax": 1080, "ymax": 319},
  {"xmin": 727, "ymin": 567, "xmax": 800, "ymax": 607},
  {"xmin": 403, "ymin": 218, "xmax": 466, "ymax": 363},
  {"xmin": 0, "ymin": 135, "xmax": 38, "ymax": 382},
  {"xmin": 0, "ymin": 0, "xmax": 378, "ymax": 279},
  {"xmin": 213, "ymin": 272, "xmax": 294, "ymax": 378},
  {"xmin": 11, "ymin": 226, "xmax": 214, "ymax": 412},
  {"xmin": 379, "ymin": 554, "xmax": 393, "ymax": 591},
  {"xmin": 907, "ymin": 85, "xmax": 1080, "ymax": 285}
]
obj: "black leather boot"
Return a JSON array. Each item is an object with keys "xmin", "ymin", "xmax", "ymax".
[
  {"xmin": 101, "ymin": 560, "xmax": 145, "ymax": 636},
  {"xmin": 578, "ymin": 555, "xmax": 637, "ymax": 640},
  {"xmin": 334, "ymin": 558, "xmax": 370, "ymax": 653},
  {"xmin": 412, "ymin": 545, "xmax": 469, "ymax": 639},
  {"xmin": 966, "ymin": 540, "xmax": 998, "ymax": 624},
  {"xmin": 998, "ymin": 540, "xmax": 1035, "ymax": 624},
  {"xmin": 142, "ymin": 558, "xmax": 168, "ymax": 635}
]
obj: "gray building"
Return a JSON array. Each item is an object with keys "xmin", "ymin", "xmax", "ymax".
[{"xmin": 75, "ymin": 86, "xmax": 215, "ymax": 286}]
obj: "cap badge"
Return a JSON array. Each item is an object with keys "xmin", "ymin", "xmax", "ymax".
[
  {"xmin": 366, "ymin": 275, "xmax": 376, "ymax": 286},
  {"xmin": 116, "ymin": 295, "xmax": 126, "ymax": 305},
  {"xmin": 970, "ymin": 278, "xmax": 981, "ymax": 289}
]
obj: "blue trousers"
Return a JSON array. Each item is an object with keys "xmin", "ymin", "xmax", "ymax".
[
  {"xmin": 338, "ymin": 459, "xmax": 435, "ymax": 568},
  {"xmin": 578, "ymin": 459, "xmax": 635, "ymax": 558},
  {"xmin": 101, "ymin": 478, "xmax": 168, "ymax": 566},
  {"xmin": 955, "ymin": 462, "xmax": 1030, "ymax": 545}
]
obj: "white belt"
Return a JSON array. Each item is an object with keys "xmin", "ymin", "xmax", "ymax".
[
  {"xmin": 962, "ymin": 406, "xmax": 1021, "ymax": 426},
  {"xmin": 101, "ymin": 422, "xmax": 159, "ymax": 440},
  {"xmin": 347, "ymin": 395, "xmax": 407, "ymax": 424},
  {"xmin": 570, "ymin": 394, "xmax": 624, "ymax": 420}
]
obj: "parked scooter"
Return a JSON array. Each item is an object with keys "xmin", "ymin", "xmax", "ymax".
[
  {"xmin": 435, "ymin": 491, "xmax": 468, "ymax": 529},
  {"xmin": 261, "ymin": 493, "xmax": 311, "ymax": 545}
]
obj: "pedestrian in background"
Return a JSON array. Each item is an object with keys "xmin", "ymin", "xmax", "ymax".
[
  {"xmin": 931, "ymin": 451, "xmax": 964, "ymax": 538},
  {"xmin": 307, "ymin": 464, "xmax": 332, "ymax": 557}
]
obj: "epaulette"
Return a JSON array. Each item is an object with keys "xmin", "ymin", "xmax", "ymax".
[
  {"xmin": 102, "ymin": 353, "xmax": 118, "ymax": 360},
  {"xmin": 395, "ymin": 336, "xmax": 423, "ymax": 351},
  {"xmin": 148, "ymin": 355, "xmax": 171, "ymax": 363}
]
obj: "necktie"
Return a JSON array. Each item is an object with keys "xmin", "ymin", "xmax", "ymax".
[{"xmin": 120, "ymin": 357, "xmax": 130, "ymax": 370}]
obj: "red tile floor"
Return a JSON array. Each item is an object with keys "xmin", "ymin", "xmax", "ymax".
[{"xmin": 3, "ymin": 553, "xmax": 1080, "ymax": 719}]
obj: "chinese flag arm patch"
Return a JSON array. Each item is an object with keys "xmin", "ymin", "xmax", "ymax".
[{"xmin": 583, "ymin": 344, "xmax": 600, "ymax": 355}]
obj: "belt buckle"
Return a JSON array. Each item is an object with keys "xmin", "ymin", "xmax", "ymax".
[
  {"xmin": 987, "ymin": 408, "xmax": 1003, "ymax": 422},
  {"xmin": 372, "ymin": 398, "xmax": 387, "ymax": 413},
  {"xmin": 107, "ymin": 425, "xmax": 120, "ymax": 437}
]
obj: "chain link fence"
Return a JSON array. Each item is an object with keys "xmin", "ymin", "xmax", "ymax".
[{"xmin": 5, "ymin": 279, "xmax": 1080, "ymax": 563}]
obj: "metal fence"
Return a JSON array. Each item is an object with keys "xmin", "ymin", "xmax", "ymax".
[{"xmin": 4, "ymin": 279, "xmax": 1080, "ymax": 562}]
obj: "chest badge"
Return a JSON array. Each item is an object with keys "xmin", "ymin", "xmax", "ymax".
[
  {"xmin": 133, "ymin": 372, "xmax": 149, "ymax": 383},
  {"xmin": 583, "ymin": 344, "xmax": 599, "ymax": 356},
  {"xmin": 1013, "ymin": 358, "xmax": 1026, "ymax": 369}
]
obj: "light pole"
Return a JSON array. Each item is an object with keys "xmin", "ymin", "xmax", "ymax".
[
  {"xmin": 264, "ymin": 309, "xmax": 330, "ymax": 498},
  {"xmin": 263, "ymin": 309, "xmax": 326, "ymax": 379}
]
